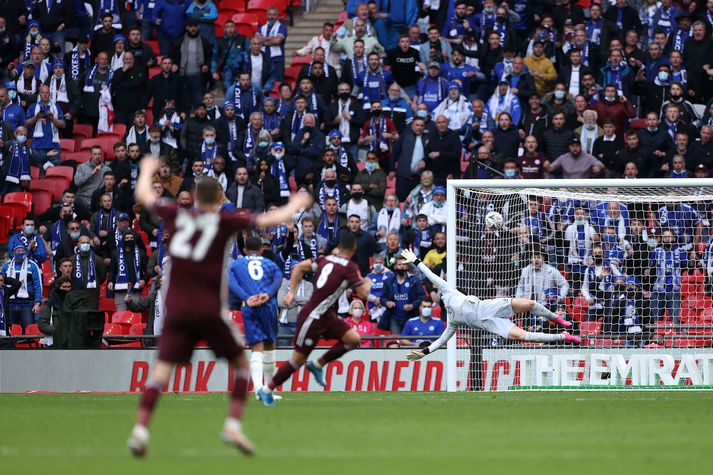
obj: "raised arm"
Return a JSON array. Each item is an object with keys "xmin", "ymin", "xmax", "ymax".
[
  {"xmin": 400, "ymin": 248, "xmax": 453, "ymax": 293},
  {"xmin": 254, "ymin": 194, "xmax": 313, "ymax": 229},
  {"xmin": 135, "ymin": 154, "xmax": 160, "ymax": 209},
  {"xmin": 406, "ymin": 321, "xmax": 457, "ymax": 360}
]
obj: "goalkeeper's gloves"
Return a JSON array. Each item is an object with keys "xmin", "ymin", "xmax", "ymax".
[
  {"xmin": 400, "ymin": 248, "xmax": 418, "ymax": 265},
  {"xmin": 406, "ymin": 350, "xmax": 425, "ymax": 361}
]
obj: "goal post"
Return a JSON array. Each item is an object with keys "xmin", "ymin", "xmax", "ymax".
[{"xmin": 445, "ymin": 178, "xmax": 713, "ymax": 392}]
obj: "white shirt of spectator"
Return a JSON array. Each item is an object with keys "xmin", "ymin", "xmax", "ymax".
[
  {"xmin": 250, "ymin": 53, "xmax": 263, "ymax": 89},
  {"xmin": 346, "ymin": 199, "xmax": 370, "ymax": 231},
  {"xmin": 420, "ymin": 200, "xmax": 447, "ymax": 229},
  {"xmin": 568, "ymin": 66, "xmax": 580, "ymax": 96},
  {"xmin": 338, "ymin": 98, "xmax": 352, "ymax": 142},
  {"xmin": 411, "ymin": 135, "xmax": 424, "ymax": 174}
]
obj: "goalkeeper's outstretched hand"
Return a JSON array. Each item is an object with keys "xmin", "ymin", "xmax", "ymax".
[
  {"xmin": 400, "ymin": 248, "xmax": 417, "ymax": 264},
  {"xmin": 406, "ymin": 350, "xmax": 425, "ymax": 361}
]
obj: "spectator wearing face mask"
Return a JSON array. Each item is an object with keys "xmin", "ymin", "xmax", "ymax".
[
  {"xmin": 0, "ymin": 85, "xmax": 26, "ymax": 130},
  {"xmin": 378, "ymin": 255, "xmax": 425, "ymax": 334},
  {"xmin": 419, "ymin": 186, "xmax": 447, "ymax": 233},
  {"xmin": 1, "ymin": 245, "xmax": 43, "ymax": 330},
  {"xmin": 38, "ymin": 276, "xmax": 72, "ymax": 347},
  {"xmin": 108, "ymin": 232, "xmax": 147, "ymax": 311},
  {"xmin": 2, "ymin": 126, "xmax": 31, "ymax": 196},
  {"xmin": 345, "ymin": 299, "xmax": 375, "ymax": 347},
  {"xmin": 7, "ymin": 217, "xmax": 47, "ymax": 264},
  {"xmin": 400, "ymin": 299, "xmax": 444, "ymax": 347},
  {"xmin": 52, "ymin": 219, "xmax": 98, "ymax": 275},
  {"xmin": 366, "ymin": 253, "xmax": 392, "ymax": 324}
]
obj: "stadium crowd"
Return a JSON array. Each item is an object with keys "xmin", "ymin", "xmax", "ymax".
[{"xmin": 0, "ymin": 0, "xmax": 712, "ymax": 349}]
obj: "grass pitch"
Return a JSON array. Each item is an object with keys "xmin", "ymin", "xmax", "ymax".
[{"xmin": 1, "ymin": 392, "xmax": 711, "ymax": 475}]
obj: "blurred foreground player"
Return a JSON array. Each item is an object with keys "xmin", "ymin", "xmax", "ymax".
[
  {"xmin": 398, "ymin": 249, "xmax": 581, "ymax": 363},
  {"xmin": 258, "ymin": 232, "xmax": 373, "ymax": 405},
  {"xmin": 127, "ymin": 156, "xmax": 312, "ymax": 457}
]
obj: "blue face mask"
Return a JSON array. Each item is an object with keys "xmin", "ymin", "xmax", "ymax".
[
  {"xmin": 14, "ymin": 253, "xmax": 25, "ymax": 262},
  {"xmin": 79, "ymin": 243, "xmax": 91, "ymax": 253},
  {"xmin": 504, "ymin": 169, "xmax": 517, "ymax": 178},
  {"xmin": 416, "ymin": 110, "xmax": 428, "ymax": 119},
  {"xmin": 434, "ymin": 201, "xmax": 444, "ymax": 208},
  {"xmin": 23, "ymin": 225, "xmax": 35, "ymax": 235},
  {"xmin": 373, "ymin": 263, "xmax": 384, "ymax": 273},
  {"xmin": 365, "ymin": 162, "xmax": 377, "ymax": 172},
  {"xmin": 70, "ymin": 231, "xmax": 80, "ymax": 240},
  {"xmin": 385, "ymin": 206, "xmax": 395, "ymax": 212},
  {"xmin": 575, "ymin": 219, "xmax": 587, "ymax": 226},
  {"xmin": 421, "ymin": 307, "xmax": 432, "ymax": 318}
]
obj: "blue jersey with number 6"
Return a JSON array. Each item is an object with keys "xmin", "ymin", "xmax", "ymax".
[{"xmin": 228, "ymin": 254, "xmax": 283, "ymax": 344}]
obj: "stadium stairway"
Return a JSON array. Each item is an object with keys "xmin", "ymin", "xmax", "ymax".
[{"xmin": 284, "ymin": 0, "xmax": 346, "ymax": 67}]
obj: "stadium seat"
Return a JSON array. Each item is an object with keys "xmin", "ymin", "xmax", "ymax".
[
  {"xmin": 129, "ymin": 323, "xmax": 147, "ymax": 335},
  {"xmin": 0, "ymin": 202, "xmax": 27, "ymax": 230},
  {"xmin": 45, "ymin": 166, "xmax": 74, "ymax": 186},
  {"xmin": 0, "ymin": 215, "xmax": 10, "ymax": 244},
  {"xmin": 59, "ymin": 138, "xmax": 76, "ymax": 153},
  {"xmin": 30, "ymin": 179, "xmax": 63, "ymax": 202},
  {"xmin": 10, "ymin": 324, "xmax": 23, "ymax": 336},
  {"xmin": 112, "ymin": 311, "xmax": 143, "ymax": 330},
  {"xmin": 232, "ymin": 12, "xmax": 260, "ymax": 24},
  {"xmin": 30, "ymin": 166, "xmax": 40, "ymax": 181},
  {"xmin": 579, "ymin": 321, "xmax": 601, "ymax": 336},
  {"xmin": 244, "ymin": 8, "xmax": 268, "ymax": 24},
  {"xmin": 235, "ymin": 22, "xmax": 258, "ymax": 38},
  {"xmin": 80, "ymin": 137, "xmax": 113, "ymax": 157},
  {"xmin": 103, "ymin": 323, "xmax": 125, "ymax": 336},
  {"xmin": 98, "ymin": 123, "xmax": 126, "ymax": 138},
  {"xmin": 4, "ymin": 192, "xmax": 33, "ymax": 213},
  {"xmin": 99, "ymin": 297, "xmax": 117, "ymax": 313},
  {"xmin": 629, "ymin": 118, "xmax": 646, "ymax": 130},
  {"xmin": 30, "ymin": 189, "xmax": 52, "ymax": 216},
  {"xmin": 145, "ymin": 40, "xmax": 159, "ymax": 56},
  {"xmin": 291, "ymin": 55, "xmax": 312, "ymax": 66},
  {"xmin": 25, "ymin": 324, "xmax": 42, "ymax": 336},
  {"xmin": 72, "ymin": 123, "xmax": 94, "ymax": 140},
  {"xmin": 62, "ymin": 151, "xmax": 91, "ymax": 164}
]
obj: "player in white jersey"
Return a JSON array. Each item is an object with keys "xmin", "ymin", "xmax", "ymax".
[{"xmin": 398, "ymin": 249, "xmax": 581, "ymax": 361}]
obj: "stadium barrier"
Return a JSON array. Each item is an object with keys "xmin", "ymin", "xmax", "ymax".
[{"xmin": 0, "ymin": 349, "xmax": 447, "ymax": 393}]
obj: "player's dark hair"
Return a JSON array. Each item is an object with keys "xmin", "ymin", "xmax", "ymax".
[
  {"xmin": 245, "ymin": 236, "xmax": 262, "ymax": 251},
  {"xmin": 339, "ymin": 231, "xmax": 357, "ymax": 250},
  {"xmin": 195, "ymin": 177, "xmax": 222, "ymax": 205}
]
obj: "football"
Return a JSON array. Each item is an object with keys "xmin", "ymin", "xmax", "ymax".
[{"xmin": 484, "ymin": 211, "xmax": 504, "ymax": 230}]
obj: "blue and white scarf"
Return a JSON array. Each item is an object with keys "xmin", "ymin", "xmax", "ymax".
[
  {"xmin": 70, "ymin": 45, "xmax": 91, "ymax": 81},
  {"xmin": 23, "ymin": 37, "xmax": 39, "ymax": 61},
  {"xmin": 95, "ymin": 208, "xmax": 116, "ymax": 237},
  {"xmin": 351, "ymin": 54, "xmax": 367, "ymax": 83},
  {"xmin": 200, "ymin": 142, "xmax": 218, "ymax": 171},
  {"xmin": 335, "ymin": 145, "xmax": 350, "ymax": 169},
  {"xmin": 492, "ymin": 20, "xmax": 507, "ymax": 47},
  {"xmin": 361, "ymin": 69, "xmax": 387, "ymax": 103},
  {"xmin": 586, "ymin": 19, "xmax": 601, "ymax": 45},
  {"xmin": 5, "ymin": 140, "xmax": 30, "ymax": 184},
  {"xmin": 50, "ymin": 221, "xmax": 65, "ymax": 252},
  {"xmin": 317, "ymin": 214, "xmax": 338, "ymax": 241},
  {"xmin": 243, "ymin": 128, "xmax": 256, "ymax": 156},
  {"xmin": 291, "ymin": 111, "xmax": 304, "ymax": 140},
  {"xmin": 672, "ymin": 28, "xmax": 689, "ymax": 53},
  {"xmin": 368, "ymin": 117, "xmax": 388, "ymax": 152},
  {"xmin": 83, "ymin": 65, "xmax": 112, "ymax": 92},
  {"xmin": 234, "ymin": 85, "xmax": 256, "ymax": 119},
  {"xmin": 74, "ymin": 250, "xmax": 97, "ymax": 289},
  {"xmin": 115, "ymin": 244, "xmax": 141, "ymax": 290},
  {"xmin": 272, "ymin": 157, "xmax": 290, "ymax": 197},
  {"xmin": 0, "ymin": 287, "xmax": 5, "ymax": 335},
  {"xmin": 413, "ymin": 229, "xmax": 432, "ymax": 258},
  {"xmin": 318, "ymin": 183, "xmax": 342, "ymax": 209}
]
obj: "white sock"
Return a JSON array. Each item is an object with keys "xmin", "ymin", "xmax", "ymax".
[
  {"xmin": 224, "ymin": 417, "xmax": 242, "ymax": 433},
  {"xmin": 263, "ymin": 350, "xmax": 276, "ymax": 383},
  {"xmin": 249, "ymin": 352, "xmax": 264, "ymax": 391},
  {"xmin": 531, "ymin": 302, "xmax": 557, "ymax": 321},
  {"xmin": 523, "ymin": 332, "xmax": 565, "ymax": 342}
]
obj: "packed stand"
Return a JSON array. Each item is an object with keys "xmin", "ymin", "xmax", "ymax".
[{"xmin": 0, "ymin": 0, "xmax": 711, "ymax": 349}]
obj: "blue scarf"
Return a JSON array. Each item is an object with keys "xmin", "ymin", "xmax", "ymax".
[
  {"xmin": 70, "ymin": 45, "xmax": 91, "ymax": 81},
  {"xmin": 115, "ymin": 243, "xmax": 141, "ymax": 290},
  {"xmin": 351, "ymin": 54, "xmax": 366, "ymax": 83},
  {"xmin": 272, "ymin": 157, "xmax": 290, "ymax": 197},
  {"xmin": 317, "ymin": 214, "xmax": 338, "ymax": 241},
  {"xmin": 492, "ymin": 20, "xmax": 507, "ymax": 46},
  {"xmin": 96, "ymin": 0, "xmax": 119, "ymax": 27},
  {"xmin": 234, "ymin": 85, "xmax": 256, "ymax": 119},
  {"xmin": 83, "ymin": 65, "xmax": 112, "ymax": 92},
  {"xmin": 361, "ymin": 69, "xmax": 387, "ymax": 103},
  {"xmin": 6, "ymin": 141, "xmax": 30, "ymax": 184},
  {"xmin": 243, "ymin": 128, "xmax": 256, "ymax": 155},
  {"xmin": 586, "ymin": 19, "xmax": 601, "ymax": 45},
  {"xmin": 74, "ymin": 251, "xmax": 97, "ymax": 289},
  {"xmin": 673, "ymin": 28, "xmax": 689, "ymax": 52},
  {"xmin": 291, "ymin": 111, "xmax": 304, "ymax": 140},
  {"xmin": 0, "ymin": 287, "xmax": 5, "ymax": 335},
  {"xmin": 413, "ymin": 229, "xmax": 432, "ymax": 258},
  {"xmin": 200, "ymin": 142, "xmax": 218, "ymax": 171},
  {"xmin": 95, "ymin": 208, "xmax": 116, "ymax": 237},
  {"xmin": 24, "ymin": 37, "xmax": 39, "ymax": 61},
  {"xmin": 50, "ymin": 221, "xmax": 65, "ymax": 252},
  {"xmin": 335, "ymin": 145, "xmax": 350, "ymax": 169},
  {"xmin": 276, "ymin": 98, "xmax": 288, "ymax": 119},
  {"xmin": 368, "ymin": 117, "xmax": 388, "ymax": 152},
  {"xmin": 157, "ymin": 221, "xmax": 165, "ymax": 270},
  {"xmin": 318, "ymin": 183, "xmax": 342, "ymax": 209}
]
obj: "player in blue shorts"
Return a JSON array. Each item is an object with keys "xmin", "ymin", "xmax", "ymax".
[{"xmin": 229, "ymin": 236, "xmax": 282, "ymax": 394}]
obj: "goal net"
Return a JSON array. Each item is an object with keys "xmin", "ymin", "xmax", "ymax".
[{"xmin": 445, "ymin": 179, "xmax": 713, "ymax": 391}]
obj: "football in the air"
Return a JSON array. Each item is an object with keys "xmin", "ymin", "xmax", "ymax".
[{"xmin": 484, "ymin": 211, "xmax": 504, "ymax": 230}]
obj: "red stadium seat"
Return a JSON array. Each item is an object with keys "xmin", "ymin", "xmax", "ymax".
[
  {"xmin": 232, "ymin": 12, "xmax": 260, "ymax": 24},
  {"xmin": 220, "ymin": 0, "xmax": 247, "ymax": 11},
  {"xmin": 103, "ymin": 323, "xmax": 125, "ymax": 336},
  {"xmin": 45, "ymin": 165, "xmax": 74, "ymax": 186},
  {"xmin": 30, "ymin": 179, "xmax": 64, "ymax": 202},
  {"xmin": 0, "ymin": 215, "xmax": 10, "ymax": 244},
  {"xmin": 129, "ymin": 323, "xmax": 147, "ymax": 335},
  {"xmin": 72, "ymin": 123, "xmax": 94, "ymax": 140},
  {"xmin": 30, "ymin": 166, "xmax": 40, "ymax": 181},
  {"xmin": 99, "ymin": 297, "xmax": 117, "ymax": 313},
  {"xmin": 291, "ymin": 55, "xmax": 312, "ymax": 66},
  {"xmin": 4, "ymin": 192, "xmax": 33, "ymax": 213},
  {"xmin": 629, "ymin": 118, "xmax": 646, "ymax": 130},
  {"xmin": 248, "ymin": 0, "xmax": 286, "ymax": 15},
  {"xmin": 25, "ymin": 324, "xmax": 42, "ymax": 336},
  {"xmin": 107, "ymin": 123, "xmax": 126, "ymax": 138},
  {"xmin": 245, "ymin": 9, "xmax": 267, "ymax": 23},
  {"xmin": 112, "ymin": 311, "xmax": 143, "ymax": 330},
  {"xmin": 579, "ymin": 321, "xmax": 601, "ymax": 336},
  {"xmin": 31, "ymin": 189, "xmax": 52, "ymax": 216},
  {"xmin": 148, "ymin": 66, "xmax": 161, "ymax": 79},
  {"xmin": 235, "ymin": 22, "xmax": 257, "ymax": 38},
  {"xmin": 62, "ymin": 150, "xmax": 91, "ymax": 164},
  {"xmin": 0, "ymin": 203, "xmax": 27, "ymax": 230},
  {"xmin": 145, "ymin": 40, "xmax": 159, "ymax": 56},
  {"xmin": 59, "ymin": 138, "xmax": 77, "ymax": 153}
]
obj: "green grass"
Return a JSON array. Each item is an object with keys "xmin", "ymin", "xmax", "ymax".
[{"xmin": 1, "ymin": 392, "xmax": 712, "ymax": 475}]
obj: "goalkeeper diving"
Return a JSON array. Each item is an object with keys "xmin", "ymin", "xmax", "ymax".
[{"xmin": 400, "ymin": 249, "xmax": 581, "ymax": 361}]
